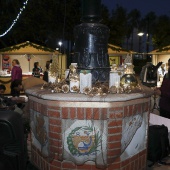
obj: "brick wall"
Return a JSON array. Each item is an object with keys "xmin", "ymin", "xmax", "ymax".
[{"xmin": 29, "ymin": 96, "xmax": 150, "ymax": 170}]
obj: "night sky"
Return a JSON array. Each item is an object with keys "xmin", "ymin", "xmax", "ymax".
[{"xmin": 102, "ymin": 0, "xmax": 170, "ymax": 16}]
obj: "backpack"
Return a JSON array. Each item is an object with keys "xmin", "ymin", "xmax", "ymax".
[{"xmin": 147, "ymin": 125, "xmax": 170, "ymax": 167}]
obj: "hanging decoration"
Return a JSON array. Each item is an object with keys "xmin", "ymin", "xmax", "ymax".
[
  {"xmin": 27, "ymin": 55, "xmax": 31, "ymax": 61},
  {"xmin": 2, "ymin": 55, "xmax": 11, "ymax": 71},
  {"xmin": 24, "ymin": 54, "xmax": 34, "ymax": 61},
  {"xmin": 0, "ymin": 41, "xmax": 56, "ymax": 53},
  {"xmin": 108, "ymin": 44, "xmax": 131, "ymax": 53},
  {"xmin": 0, "ymin": 0, "xmax": 29, "ymax": 37}
]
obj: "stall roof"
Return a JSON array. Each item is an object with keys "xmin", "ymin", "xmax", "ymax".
[
  {"xmin": 0, "ymin": 41, "xmax": 59, "ymax": 55},
  {"xmin": 149, "ymin": 45, "xmax": 170, "ymax": 55},
  {"xmin": 108, "ymin": 44, "xmax": 135, "ymax": 55}
]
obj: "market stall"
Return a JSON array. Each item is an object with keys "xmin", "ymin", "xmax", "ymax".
[
  {"xmin": 0, "ymin": 41, "xmax": 62, "ymax": 94},
  {"xmin": 149, "ymin": 45, "xmax": 170, "ymax": 67},
  {"xmin": 108, "ymin": 44, "xmax": 135, "ymax": 65}
]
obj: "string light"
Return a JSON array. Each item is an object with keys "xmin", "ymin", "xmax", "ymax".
[{"xmin": 0, "ymin": 0, "xmax": 29, "ymax": 37}]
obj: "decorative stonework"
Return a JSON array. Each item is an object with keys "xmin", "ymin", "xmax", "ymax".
[
  {"xmin": 121, "ymin": 112, "xmax": 144, "ymax": 152},
  {"xmin": 30, "ymin": 110, "xmax": 49, "ymax": 157},
  {"xmin": 27, "ymin": 91, "xmax": 151, "ymax": 170},
  {"xmin": 121, "ymin": 112, "xmax": 148, "ymax": 160},
  {"xmin": 62, "ymin": 120, "xmax": 107, "ymax": 167}
]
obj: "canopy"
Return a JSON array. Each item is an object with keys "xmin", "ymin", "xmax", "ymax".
[
  {"xmin": 148, "ymin": 45, "xmax": 170, "ymax": 65},
  {"xmin": 148, "ymin": 45, "xmax": 170, "ymax": 55},
  {"xmin": 108, "ymin": 44, "xmax": 134, "ymax": 55},
  {"xmin": 0, "ymin": 41, "xmax": 59, "ymax": 55}
]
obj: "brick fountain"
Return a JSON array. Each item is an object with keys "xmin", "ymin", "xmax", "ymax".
[{"xmin": 25, "ymin": 0, "xmax": 153, "ymax": 169}]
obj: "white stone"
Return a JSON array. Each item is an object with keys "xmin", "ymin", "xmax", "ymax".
[
  {"xmin": 48, "ymin": 76, "xmax": 56, "ymax": 83},
  {"xmin": 80, "ymin": 72, "xmax": 92, "ymax": 93},
  {"xmin": 109, "ymin": 72, "xmax": 120, "ymax": 87}
]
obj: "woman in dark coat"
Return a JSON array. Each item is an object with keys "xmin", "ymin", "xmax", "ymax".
[
  {"xmin": 32, "ymin": 62, "xmax": 42, "ymax": 78},
  {"xmin": 155, "ymin": 58, "xmax": 170, "ymax": 119},
  {"xmin": 43, "ymin": 61, "xmax": 50, "ymax": 82}
]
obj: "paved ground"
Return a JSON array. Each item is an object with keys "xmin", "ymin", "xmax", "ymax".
[{"xmin": 147, "ymin": 157, "xmax": 170, "ymax": 170}]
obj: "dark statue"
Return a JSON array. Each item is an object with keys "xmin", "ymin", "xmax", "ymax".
[{"xmin": 72, "ymin": 0, "xmax": 110, "ymax": 83}]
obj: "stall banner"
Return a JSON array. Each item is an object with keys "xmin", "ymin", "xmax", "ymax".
[{"xmin": 2, "ymin": 55, "xmax": 11, "ymax": 71}]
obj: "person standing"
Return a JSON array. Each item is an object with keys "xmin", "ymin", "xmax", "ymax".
[
  {"xmin": 155, "ymin": 58, "xmax": 170, "ymax": 119},
  {"xmin": 43, "ymin": 60, "xmax": 50, "ymax": 82},
  {"xmin": 11, "ymin": 59, "xmax": 22, "ymax": 97},
  {"xmin": 32, "ymin": 62, "xmax": 42, "ymax": 78},
  {"xmin": 11, "ymin": 59, "xmax": 22, "ymax": 81}
]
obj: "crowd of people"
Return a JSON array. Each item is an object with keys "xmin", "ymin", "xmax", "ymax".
[
  {"xmin": 0, "ymin": 59, "xmax": 50, "ymax": 114},
  {"xmin": 0, "ymin": 59, "xmax": 27, "ymax": 114}
]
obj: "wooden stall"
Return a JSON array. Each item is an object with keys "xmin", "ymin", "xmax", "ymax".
[{"xmin": 0, "ymin": 41, "xmax": 63, "ymax": 94}]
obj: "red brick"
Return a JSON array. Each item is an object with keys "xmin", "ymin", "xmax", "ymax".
[
  {"xmin": 107, "ymin": 157, "xmax": 121, "ymax": 164},
  {"xmin": 139, "ymin": 149, "xmax": 146, "ymax": 156},
  {"xmin": 142, "ymin": 154, "xmax": 147, "ymax": 166},
  {"xmin": 48, "ymin": 110, "xmax": 60, "ymax": 118},
  {"xmin": 128, "ymin": 105, "xmax": 133, "ymax": 116},
  {"xmin": 109, "ymin": 107, "xmax": 123, "ymax": 112},
  {"xmin": 62, "ymin": 161, "xmax": 77, "ymax": 169},
  {"xmin": 125, "ymin": 164, "xmax": 131, "ymax": 170},
  {"xmin": 57, "ymin": 147, "xmax": 63, "ymax": 155},
  {"xmin": 85, "ymin": 108, "xmax": 93, "ymax": 119},
  {"xmin": 48, "ymin": 106, "xmax": 61, "ymax": 110},
  {"xmin": 107, "ymin": 142, "xmax": 121, "ymax": 149},
  {"xmin": 130, "ymin": 154, "xmax": 138, "ymax": 162},
  {"xmin": 41, "ymin": 105, "xmax": 48, "ymax": 115},
  {"xmin": 121, "ymin": 159, "xmax": 130, "ymax": 167},
  {"xmin": 108, "ymin": 127, "xmax": 122, "ymax": 134},
  {"xmin": 77, "ymin": 108, "xmax": 84, "ymax": 119},
  {"xmin": 137, "ymin": 104, "xmax": 142, "ymax": 113},
  {"xmin": 51, "ymin": 159, "xmax": 61, "ymax": 167},
  {"xmin": 107, "ymin": 148, "xmax": 121, "ymax": 157},
  {"xmin": 49, "ymin": 139, "xmax": 59, "ymax": 147},
  {"xmin": 50, "ymin": 165, "xmax": 60, "ymax": 170},
  {"xmin": 100, "ymin": 108, "xmax": 108, "ymax": 120},
  {"xmin": 108, "ymin": 134, "xmax": 122, "ymax": 142},
  {"xmin": 135, "ymin": 159, "xmax": 139, "ymax": 170},
  {"xmin": 108, "ymin": 162, "xmax": 121, "ymax": 170},
  {"xmin": 139, "ymin": 157, "xmax": 143, "ymax": 169},
  {"xmin": 133, "ymin": 104, "xmax": 138, "ymax": 115},
  {"xmin": 49, "ymin": 118, "xmax": 61, "ymax": 126},
  {"xmin": 49, "ymin": 132, "xmax": 61, "ymax": 140},
  {"xmin": 37, "ymin": 103, "xmax": 41, "ymax": 112},
  {"xmin": 91, "ymin": 165, "xmax": 104, "ymax": 170},
  {"xmin": 49, "ymin": 146, "xmax": 58, "ymax": 153},
  {"xmin": 62, "ymin": 108, "xmax": 69, "ymax": 118},
  {"xmin": 93, "ymin": 108, "xmax": 100, "ymax": 120},
  {"xmin": 115, "ymin": 112, "xmax": 123, "ymax": 118},
  {"xmin": 49, "ymin": 125, "xmax": 61, "ymax": 133},
  {"xmin": 124, "ymin": 106, "xmax": 129, "ymax": 116},
  {"xmin": 70, "ymin": 107, "xmax": 77, "ymax": 119},
  {"xmin": 108, "ymin": 120, "xmax": 122, "ymax": 127}
]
